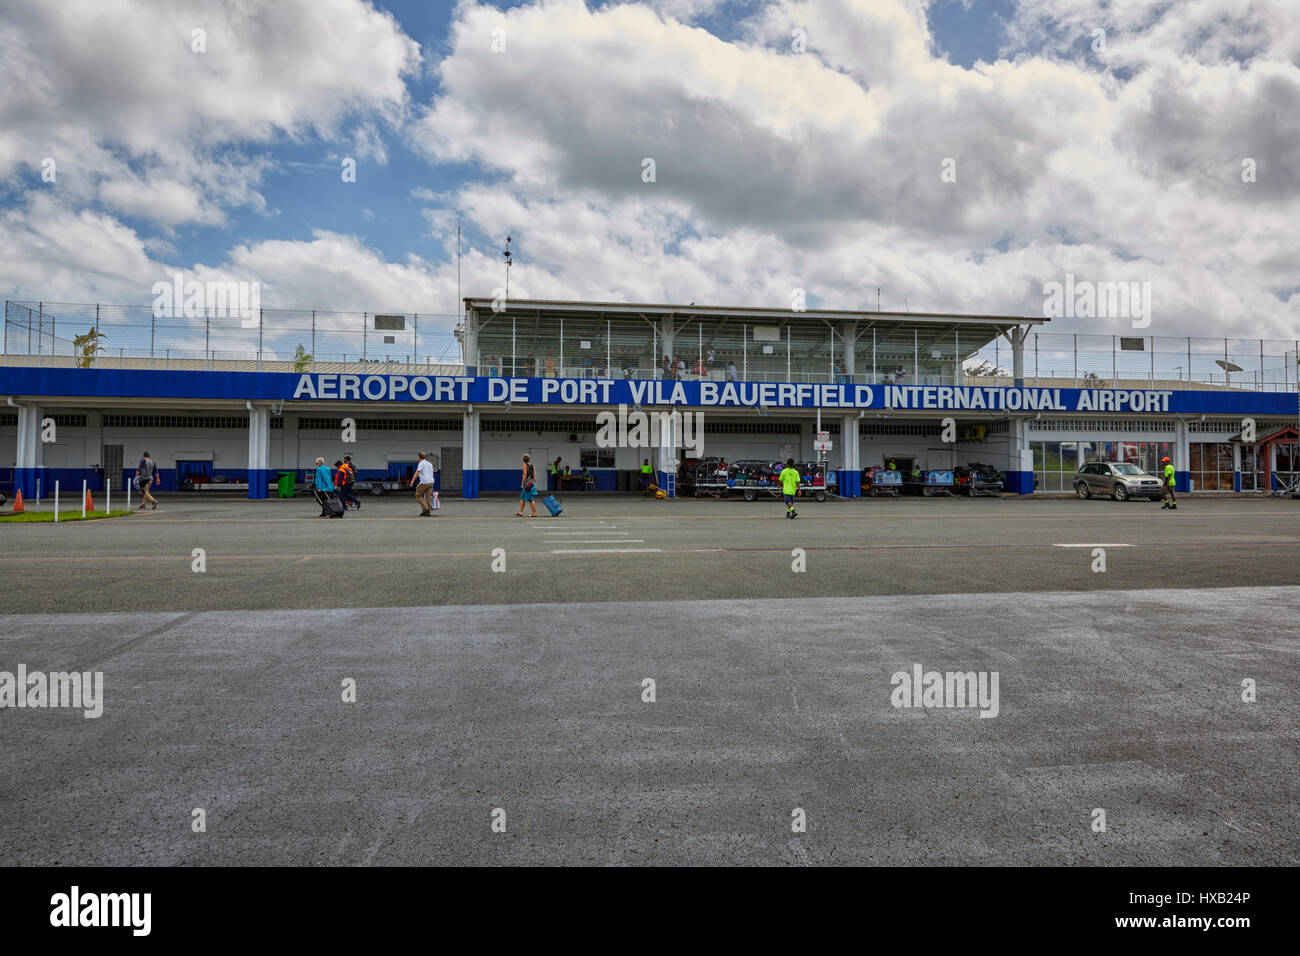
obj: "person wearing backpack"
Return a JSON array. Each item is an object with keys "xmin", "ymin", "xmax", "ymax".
[
  {"xmin": 337, "ymin": 455, "xmax": 360, "ymax": 510},
  {"xmin": 135, "ymin": 451, "xmax": 159, "ymax": 510}
]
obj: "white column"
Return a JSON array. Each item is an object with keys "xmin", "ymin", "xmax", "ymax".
[
  {"xmin": 658, "ymin": 317, "xmax": 675, "ymax": 368},
  {"xmin": 1175, "ymin": 419, "xmax": 1190, "ymax": 490},
  {"xmin": 14, "ymin": 403, "xmax": 44, "ymax": 498},
  {"xmin": 247, "ymin": 405, "xmax": 270, "ymax": 499},
  {"xmin": 840, "ymin": 413, "xmax": 860, "ymax": 496},
  {"xmin": 463, "ymin": 406, "xmax": 480, "ymax": 498},
  {"xmin": 654, "ymin": 412, "xmax": 677, "ymax": 476},
  {"xmin": 462, "ymin": 305, "xmax": 478, "ymax": 372},
  {"xmin": 842, "ymin": 322, "xmax": 856, "ymax": 378}
]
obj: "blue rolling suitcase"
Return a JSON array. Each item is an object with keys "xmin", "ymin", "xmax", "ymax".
[{"xmin": 542, "ymin": 495, "xmax": 562, "ymax": 517}]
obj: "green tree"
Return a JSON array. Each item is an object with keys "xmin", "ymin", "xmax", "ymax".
[
  {"xmin": 963, "ymin": 360, "xmax": 1006, "ymax": 378},
  {"xmin": 293, "ymin": 344, "xmax": 313, "ymax": 371},
  {"xmin": 73, "ymin": 327, "xmax": 106, "ymax": 368}
]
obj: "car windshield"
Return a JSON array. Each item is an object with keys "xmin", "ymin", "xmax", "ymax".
[{"xmin": 1112, "ymin": 463, "xmax": 1145, "ymax": 475}]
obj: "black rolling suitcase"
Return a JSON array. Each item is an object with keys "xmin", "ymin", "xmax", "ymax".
[{"xmin": 314, "ymin": 488, "xmax": 345, "ymax": 517}]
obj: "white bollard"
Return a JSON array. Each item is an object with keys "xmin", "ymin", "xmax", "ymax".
[
  {"xmin": 82, "ymin": 478, "xmax": 87, "ymax": 518},
  {"xmin": 106, "ymin": 477, "xmax": 111, "ymax": 514},
  {"xmin": 127, "ymin": 476, "xmax": 131, "ymax": 511},
  {"xmin": 54, "ymin": 481, "xmax": 59, "ymax": 522}
]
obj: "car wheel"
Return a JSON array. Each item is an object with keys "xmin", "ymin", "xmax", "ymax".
[
  {"xmin": 371, "ymin": 485, "xmax": 383, "ymax": 496},
  {"xmin": 743, "ymin": 491, "xmax": 755, "ymax": 502},
  {"xmin": 815, "ymin": 492, "xmax": 826, "ymax": 502},
  {"xmin": 1076, "ymin": 482, "xmax": 1090, "ymax": 499},
  {"xmin": 1113, "ymin": 485, "xmax": 1128, "ymax": 501}
]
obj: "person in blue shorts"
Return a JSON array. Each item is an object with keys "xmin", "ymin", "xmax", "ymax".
[
  {"xmin": 514, "ymin": 453, "xmax": 538, "ymax": 517},
  {"xmin": 779, "ymin": 457, "xmax": 801, "ymax": 519}
]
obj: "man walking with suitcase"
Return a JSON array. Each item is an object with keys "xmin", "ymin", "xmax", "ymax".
[{"xmin": 313, "ymin": 457, "xmax": 342, "ymax": 517}]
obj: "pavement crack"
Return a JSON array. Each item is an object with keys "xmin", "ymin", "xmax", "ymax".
[{"xmin": 74, "ymin": 612, "xmax": 195, "ymax": 670}]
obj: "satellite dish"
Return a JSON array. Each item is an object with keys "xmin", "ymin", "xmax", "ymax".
[{"xmin": 1215, "ymin": 360, "xmax": 1243, "ymax": 373}]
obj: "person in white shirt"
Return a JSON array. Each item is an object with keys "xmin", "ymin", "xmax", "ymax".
[{"xmin": 409, "ymin": 452, "xmax": 436, "ymax": 516}]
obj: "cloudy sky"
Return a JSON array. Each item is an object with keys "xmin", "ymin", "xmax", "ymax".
[{"xmin": 1, "ymin": 0, "xmax": 1297, "ymax": 343}]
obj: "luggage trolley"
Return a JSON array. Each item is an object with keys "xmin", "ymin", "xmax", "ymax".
[
  {"xmin": 794, "ymin": 460, "xmax": 831, "ymax": 502},
  {"xmin": 954, "ymin": 462, "xmax": 1005, "ymax": 497},
  {"xmin": 732, "ymin": 460, "xmax": 775, "ymax": 502},
  {"xmin": 688, "ymin": 457, "xmax": 734, "ymax": 498},
  {"xmin": 736, "ymin": 460, "xmax": 830, "ymax": 503},
  {"xmin": 903, "ymin": 469, "xmax": 956, "ymax": 496},
  {"xmin": 861, "ymin": 465, "xmax": 902, "ymax": 496}
]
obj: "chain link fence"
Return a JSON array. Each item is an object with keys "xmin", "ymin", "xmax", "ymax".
[{"xmin": 2, "ymin": 301, "xmax": 465, "ymax": 375}]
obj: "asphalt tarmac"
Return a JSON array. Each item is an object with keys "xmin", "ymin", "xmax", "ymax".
[
  {"xmin": 1, "ymin": 494, "xmax": 1297, "ymax": 864},
  {"xmin": 1, "ymin": 494, "xmax": 1298, "ymax": 613}
]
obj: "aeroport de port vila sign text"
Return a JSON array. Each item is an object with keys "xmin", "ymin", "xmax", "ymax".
[
  {"xmin": 288, "ymin": 375, "xmax": 1195, "ymax": 414},
  {"xmin": 1, "ymin": 367, "xmax": 1294, "ymax": 415}
]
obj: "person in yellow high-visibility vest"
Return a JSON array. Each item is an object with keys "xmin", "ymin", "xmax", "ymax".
[
  {"xmin": 779, "ymin": 457, "xmax": 801, "ymax": 519},
  {"xmin": 639, "ymin": 458, "xmax": 654, "ymax": 493},
  {"xmin": 1160, "ymin": 456, "xmax": 1177, "ymax": 510}
]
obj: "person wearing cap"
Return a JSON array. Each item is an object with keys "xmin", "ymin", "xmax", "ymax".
[
  {"xmin": 313, "ymin": 457, "xmax": 336, "ymax": 517},
  {"xmin": 1160, "ymin": 456, "xmax": 1177, "ymax": 510}
]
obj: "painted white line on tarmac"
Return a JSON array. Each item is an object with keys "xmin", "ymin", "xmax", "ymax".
[
  {"xmin": 551, "ymin": 539, "xmax": 646, "ymax": 544},
  {"xmin": 550, "ymin": 548, "xmax": 662, "ymax": 554},
  {"xmin": 544, "ymin": 531, "xmax": 632, "ymax": 536},
  {"xmin": 1053, "ymin": 543, "xmax": 1134, "ymax": 548}
]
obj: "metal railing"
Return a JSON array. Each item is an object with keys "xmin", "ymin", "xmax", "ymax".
[
  {"xmin": 5, "ymin": 300, "xmax": 1298, "ymax": 394},
  {"xmin": 2, "ymin": 300, "xmax": 465, "ymax": 375}
]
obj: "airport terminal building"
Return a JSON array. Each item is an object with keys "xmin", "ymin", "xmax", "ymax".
[{"xmin": 2, "ymin": 297, "xmax": 1298, "ymax": 501}]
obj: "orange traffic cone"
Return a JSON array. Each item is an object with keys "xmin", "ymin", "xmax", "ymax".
[
  {"xmin": 85, "ymin": 489, "xmax": 95, "ymax": 512},
  {"xmin": 12, "ymin": 489, "xmax": 24, "ymax": 513}
]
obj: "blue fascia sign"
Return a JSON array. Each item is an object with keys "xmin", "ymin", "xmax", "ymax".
[{"xmin": 1, "ymin": 368, "xmax": 1295, "ymax": 416}]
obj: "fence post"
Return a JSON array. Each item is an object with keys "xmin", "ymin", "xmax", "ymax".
[
  {"xmin": 258, "ymin": 308, "xmax": 264, "ymax": 370},
  {"xmin": 413, "ymin": 313, "xmax": 419, "ymax": 369},
  {"xmin": 363, "ymin": 312, "xmax": 368, "ymax": 362},
  {"xmin": 1187, "ymin": 337, "xmax": 1192, "ymax": 388},
  {"xmin": 1150, "ymin": 336, "xmax": 1154, "ymax": 388},
  {"xmin": 150, "ymin": 306, "xmax": 155, "ymax": 359},
  {"xmin": 311, "ymin": 311, "xmax": 316, "ymax": 369},
  {"xmin": 1112, "ymin": 336, "xmax": 1116, "ymax": 384}
]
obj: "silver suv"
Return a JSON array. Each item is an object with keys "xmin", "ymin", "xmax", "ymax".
[{"xmin": 1074, "ymin": 460, "xmax": 1163, "ymax": 501}]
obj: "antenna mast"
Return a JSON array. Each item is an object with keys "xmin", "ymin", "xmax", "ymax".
[{"xmin": 503, "ymin": 236, "xmax": 513, "ymax": 302}]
